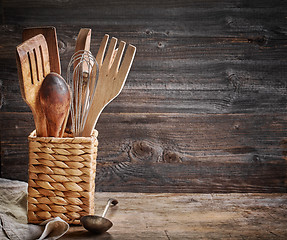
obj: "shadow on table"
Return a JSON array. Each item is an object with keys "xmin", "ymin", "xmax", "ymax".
[{"xmin": 60, "ymin": 229, "xmax": 113, "ymax": 240}]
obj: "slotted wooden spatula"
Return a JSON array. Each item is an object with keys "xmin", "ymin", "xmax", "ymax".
[
  {"xmin": 22, "ymin": 26, "xmax": 61, "ymax": 74},
  {"xmin": 16, "ymin": 34, "xmax": 50, "ymax": 137},
  {"xmin": 81, "ymin": 34, "xmax": 136, "ymax": 136}
]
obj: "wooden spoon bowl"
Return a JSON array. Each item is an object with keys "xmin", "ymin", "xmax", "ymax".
[{"xmin": 39, "ymin": 72, "xmax": 71, "ymax": 137}]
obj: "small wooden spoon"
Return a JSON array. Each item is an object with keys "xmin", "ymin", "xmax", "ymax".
[{"xmin": 39, "ymin": 72, "xmax": 71, "ymax": 137}]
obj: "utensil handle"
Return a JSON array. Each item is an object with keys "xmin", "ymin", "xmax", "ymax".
[{"xmin": 102, "ymin": 198, "xmax": 118, "ymax": 218}]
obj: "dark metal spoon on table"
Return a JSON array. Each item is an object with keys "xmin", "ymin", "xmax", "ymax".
[{"xmin": 80, "ymin": 198, "xmax": 118, "ymax": 234}]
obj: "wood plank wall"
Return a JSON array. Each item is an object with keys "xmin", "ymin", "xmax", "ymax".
[{"xmin": 0, "ymin": 0, "xmax": 287, "ymax": 193}]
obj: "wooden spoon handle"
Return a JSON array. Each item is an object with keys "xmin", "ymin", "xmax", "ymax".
[{"xmin": 33, "ymin": 105, "xmax": 47, "ymax": 137}]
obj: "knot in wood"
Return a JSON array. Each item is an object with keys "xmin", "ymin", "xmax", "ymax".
[
  {"xmin": 163, "ymin": 150, "xmax": 182, "ymax": 163},
  {"xmin": 129, "ymin": 140, "xmax": 163, "ymax": 163},
  {"xmin": 247, "ymin": 36, "xmax": 268, "ymax": 46},
  {"xmin": 58, "ymin": 39, "xmax": 67, "ymax": 54}
]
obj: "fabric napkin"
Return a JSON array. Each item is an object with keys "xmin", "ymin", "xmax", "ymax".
[{"xmin": 0, "ymin": 178, "xmax": 69, "ymax": 240}]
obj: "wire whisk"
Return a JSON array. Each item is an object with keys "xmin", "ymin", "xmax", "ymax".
[{"xmin": 67, "ymin": 50, "xmax": 99, "ymax": 136}]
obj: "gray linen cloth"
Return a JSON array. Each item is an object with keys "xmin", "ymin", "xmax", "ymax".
[{"xmin": 0, "ymin": 178, "xmax": 69, "ymax": 240}]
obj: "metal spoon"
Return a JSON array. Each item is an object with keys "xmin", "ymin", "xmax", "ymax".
[{"xmin": 80, "ymin": 198, "xmax": 118, "ymax": 234}]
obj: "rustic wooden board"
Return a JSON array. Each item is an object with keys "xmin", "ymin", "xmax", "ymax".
[
  {"xmin": 60, "ymin": 192, "xmax": 287, "ymax": 240},
  {"xmin": 1, "ymin": 0, "xmax": 287, "ymax": 192},
  {"xmin": 1, "ymin": 112, "xmax": 286, "ymax": 192},
  {"xmin": 2, "ymin": 0, "xmax": 287, "ymax": 35},
  {"xmin": 1, "ymin": 41, "xmax": 287, "ymax": 114}
]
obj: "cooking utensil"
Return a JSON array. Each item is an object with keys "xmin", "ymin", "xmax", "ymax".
[
  {"xmin": 39, "ymin": 72, "xmax": 71, "ymax": 137},
  {"xmin": 81, "ymin": 35, "xmax": 136, "ymax": 136},
  {"xmin": 81, "ymin": 198, "xmax": 118, "ymax": 234},
  {"xmin": 74, "ymin": 28, "xmax": 92, "ymax": 72},
  {"xmin": 65, "ymin": 28, "xmax": 93, "ymax": 134},
  {"xmin": 66, "ymin": 50, "xmax": 99, "ymax": 136},
  {"xmin": 22, "ymin": 26, "xmax": 61, "ymax": 75},
  {"xmin": 16, "ymin": 34, "xmax": 50, "ymax": 137}
]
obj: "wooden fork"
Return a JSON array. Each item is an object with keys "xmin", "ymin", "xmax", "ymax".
[
  {"xmin": 81, "ymin": 34, "xmax": 136, "ymax": 136},
  {"xmin": 16, "ymin": 34, "xmax": 50, "ymax": 137}
]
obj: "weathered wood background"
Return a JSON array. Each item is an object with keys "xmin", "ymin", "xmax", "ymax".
[{"xmin": 1, "ymin": 0, "xmax": 287, "ymax": 193}]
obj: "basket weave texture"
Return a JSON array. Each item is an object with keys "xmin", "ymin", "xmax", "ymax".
[{"xmin": 27, "ymin": 130, "xmax": 98, "ymax": 225}]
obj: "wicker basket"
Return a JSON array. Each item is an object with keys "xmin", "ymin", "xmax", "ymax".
[{"xmin": 27, "ymin": 130, "xmax": 98, "ymax": 225}]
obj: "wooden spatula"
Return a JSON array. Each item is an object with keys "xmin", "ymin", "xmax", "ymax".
[
  {"xmin": 16, "ymin": 34, "xmax": 50, "ymax": 137},
  {"xmin": 22, "ymin": 26, "xmax": 61, "ymax": 75},
  {"xmin": 81, "ymin": 34, "xmax": 136, "ymax": 137},
  {"xmin": 74, "ymin": 28, "xmax": 92, "ymax": 105},
  {"xmin": 74, "ymin": 28, "xmax": 92, "ymax": 71}
]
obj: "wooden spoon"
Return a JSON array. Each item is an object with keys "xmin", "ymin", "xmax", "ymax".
[
  {"xmin": 16, "ymin": 34, "xmax": 50, "ymax": 137},
  {"xmin": 39, "ymin": 72, "xmax": 71, "ymax": 137}
]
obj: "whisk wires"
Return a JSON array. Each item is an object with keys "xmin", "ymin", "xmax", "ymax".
[{"xmin": 67, "ymin": 50, "xmax": 99, "ymax": 136}]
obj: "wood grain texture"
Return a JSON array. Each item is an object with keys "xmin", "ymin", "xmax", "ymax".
[
  {"xmin": 60, "ymin": 192, "xmax": 287, "ymax": 239},
  {"xmin": 1, "ymin": 0, "xmax": 287, "ymax": 192},
  {"xmin": 1, "ymin": 112, "xmax": 287, "ymax": 192},
  {"xmin": 1, "ymin": 29, "xmax": 287, "ymax": 114}
]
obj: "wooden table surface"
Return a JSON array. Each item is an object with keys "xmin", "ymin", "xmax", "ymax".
[{"xmin": 60, "ymin": 192, "xmax": 287, "ymax": 240}]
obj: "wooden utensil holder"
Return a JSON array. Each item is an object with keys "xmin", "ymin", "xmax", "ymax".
[{"xmin": 27, "ymin": 130, "xmax": 98, "ymax": 225}]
